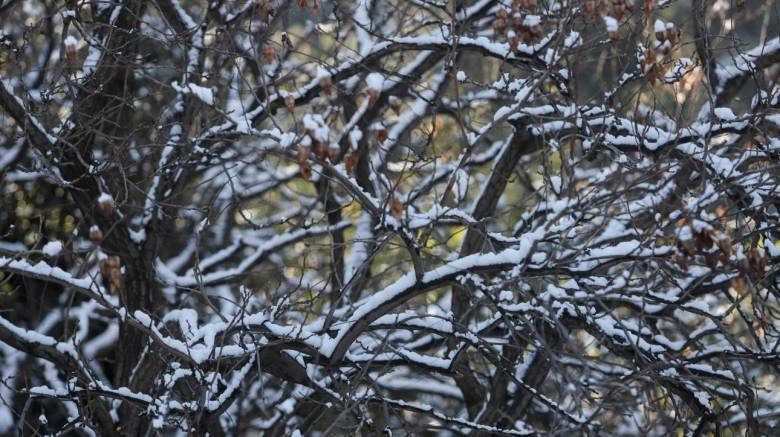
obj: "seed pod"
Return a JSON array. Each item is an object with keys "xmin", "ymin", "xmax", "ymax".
[
  {"xmin": 389, "ymin": 197, "xmax": 404, "ymax": 220},
  {"xmin": 98, "ymin": 193, "xmax": 114, "ymax": 218},
  {"xmin": 598, "ymin": 1, "xmax": 608, "ymax": 16},
  {"xmin": 109, "ymin": 268, "xmax": 123, "ymax": 293},
  {"xmin": 508, "ymin": 31, "xmax": 520, "ymax": 52},
  {"xmin": 624, "ymin": 0, "xmax": 635, "ymax": 11},
  {"xmin": 100, "ymin": 256, "xmax": 123, "ymax": 294},
  {"xmin": 716, "ymin": 235, "xmax": 732, "ymax": 258},
  {"xmin": 328, "ymin": 143, "xmax": 341, "ymax": 163},
  {"xmin": 704, "ymin": 252, "xmax": 718, "ymax": 269},
  {"xmin": 654, "ymin": 20, "xmax": 666, "ymax": 41},
  {"xmin": 367, "ymin": 89, "xmax": 379, "ymax": 107},
  {"xmin": 529, "ymin": 24, "xmax": 543, "ymax": 38},
  {"xmin": 312, "ymin": 140, "xmax": 329, "ymax": 161},
  {"xmin": 668, "ymin": 26, "xmax": 680, "ymax": 46},
  {"xmin": 748, "ymin": 249, "xmax": 766, "ymax": 275},
  {"xmin": 493, "ymin": 17, "xmax": 508, "ymax": 33},
  {"xmin": 695, "ymin": 230, "xmax": 714, "ymax": 250},
  {"xmin": 298, "ymin": 0, "xmax": 307, "ymax": 8},
  {"xmin": 284, "ymin": 95, "xmax": 295, "ymax": 111},
  {"xmin": 106, "ymin": 255, "xmax": 120, "ymax": 270},
  {"xmin": 643, "ymin": 50, "xmax": 659, "ymax": 84},
  {"xmin": 263, "ymin": 45, "xmax": 277, "ymax": 62},
  {"xmin": 319, "ymin": 76, "xmax": 332, "ymax": 96},
  {"xmin": 643, "ymin": 0, "xmax": 655, "ymax": 15},
  {"xmin": 281, "ymin": 32, "xmax": 294, "ymax": 49},
  {"xmin": 512, "ymin": 16, "xmax": 525, "ymax": 33},
  {"xmin": 737, "ymin": 256, "xmax": 751, "ymax": 275},
  {"xmin": 99, "ymin": 259, "xmax": 111, "ymax": 279},
  {"xmin": 644, "ymin": 49, "xmax": 656, "ymax": 68},
  {"xmin": 613, "ymin": 3, "xmax": 624, "ymax": 19},
  {"xmin": 604, "ymin": 15, "xmax": 619, "ymax": 41},
  {"xmin": 757, "ymin": 252, "xmax": 767, "ymax": 273},
  {"xmin": 89, "ymin": 225, "xmax": 103, "ymax": 244},
  {"xmin": 300, "ymin": 161, "xmax": 312, "ymax": 180},
  {"xmin": 64, "ymin": 35, "xmax": 79, "ymax": 64},
  {"xmin": 584, "ymin": 0, "xmax": 597, "ymax": 17},
  {"xmin": 646, "ymin": 65, "xmax": 659, "ymax": 85},
  {"xmin": 375, "ymin": 128, "xmax": 388, "ymax": 143},
  {"xmin": 257, "ymin": 0, "xmax": 275, "ymax": 22},
  {"xmin": 731, "ymin": 275, "xmax": 748, "ymax": 293},
  {"xmin": 344, "ymin": 152, "xmax": 359, "ymax": 175},
  {"xmin": 298, "ymin": 146, "xmax": 312, "ymax": 180},
  {"xmin": 389, "ymin": 96, "xmax": 402, "ymax": 115}
]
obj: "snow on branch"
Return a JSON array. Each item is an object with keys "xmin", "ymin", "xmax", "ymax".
[{"xmin": 0, "ymin": 0, "xmax": 778, "ymax": 435}]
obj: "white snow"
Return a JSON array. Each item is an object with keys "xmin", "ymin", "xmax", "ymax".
[
  {"xmin": 1, "ymin": 0, "xmax": 777, "ymax": 431},
  {"xmin": 64, "ymin": 35, "xmax": 79, "ymax": 47},
  {"xmin": 171, "ymin": 81, "xmax": 214, "ymax": 105},
  {"xmin": 654, "ymin": 19, "xmax": 666, "ymax": 34},
  {"xmin": 187, "ymin": 83, "xmax": 213, "ymax": 105},
  {"xmin": 604, "ymin": 16, "xmax": 619, "ymax": 33},
  {"xmin": 523, "ymin": 15, "xmax": 541, "ymax": 27},
  {"xmin": 713, "ymin": 107, "xmax": 736, "ymax": 120},
  {"xmin": 315, "ymin": 65, "xmax": 331, "ymax": 80},
  {"xmin": 41, "ymin": 241, "xmax": 63, "ymax": 257},
  {"xmin": 302, "ymin": 114, "xmax": 330, "ymax": 143},
  {"xmin": 365, "ymin": 72, "xmax": 384, "ymax": 91}
]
